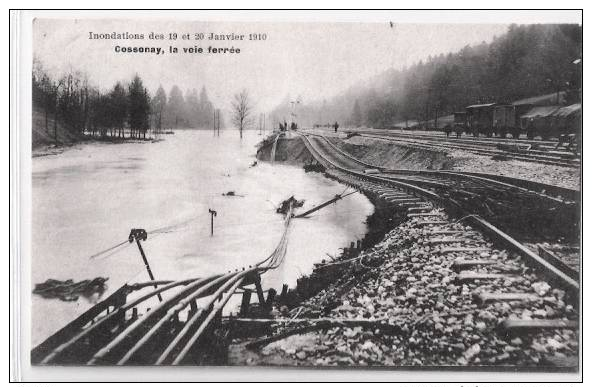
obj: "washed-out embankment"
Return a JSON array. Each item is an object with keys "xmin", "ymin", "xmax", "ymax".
[
  {"xmin": 253, "ymin": 135, "xmax": 454, "ymax": 307},
  {"xmin": 226, "ymin": 135, "xmax": 449, "ymax": 363},
  {"xmin": 254, "ymin": 135, "xmax": 455, "ymax": 293},
  {"xmin": 227, "ymin": 135, "xmax": 578, "ymax": 367},
  {"xmin": 256, "ymin": 134, "xmax": 456, "ymax": 170}
]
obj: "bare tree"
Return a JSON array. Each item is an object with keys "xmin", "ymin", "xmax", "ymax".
[{"xmin": 231, "ymin": 89, "xmax": 253, "ymax": 138}]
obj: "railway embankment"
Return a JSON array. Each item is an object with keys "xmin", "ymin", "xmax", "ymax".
[
  {"xmin": 334, "ymin": 135, "xmax": 580, "ymax": 190},
  {"xmin": 229, "ymin": 210, "xmax": 578, "ymax": 367},
  {"xmin": 229, "ymin": 134, "xmax": 579, "ymax": 369},
  {"xmin": 257, "ymin": 134, "xmax": 453, "ymax": 171}
]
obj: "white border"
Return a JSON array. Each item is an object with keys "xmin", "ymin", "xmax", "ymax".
[{"xmin": 10, "ymin": 8, "xmax": 584, "ymax": 383}]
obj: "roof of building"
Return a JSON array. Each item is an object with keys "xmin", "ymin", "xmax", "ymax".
[
  {"xmin": 552, "ymin": 103, "xmax": 581, "ymax": 118},
  {"xmin": 512, "ymin": 91, "xmax": 567, "ymax": 106},
  {"xmin": 466, "ymin": 103, "xmax": 497, "ymax": 109},
  {"xmin": 520, "ymin": 106, "xmax": 562, "ymax": 119},
  {"xmin": 392, "ymin": 120, "xmax": 420, "ymax": 128},
  {"xmin": 426, "ymin": 115, "xmax": 455, "ymax": 127}
]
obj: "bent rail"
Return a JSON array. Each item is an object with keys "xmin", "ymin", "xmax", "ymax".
[{"xmin": 33, "ymin": 206, "xmax": 294, "ymax": 366}]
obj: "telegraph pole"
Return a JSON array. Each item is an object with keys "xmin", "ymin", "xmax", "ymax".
[
  {"xmin": 128, "ymin": 229, "xmax": 162, "ymax": 302},
  {"xmin": 216, "ymin": 109, "xmax": 221, "ymax": 136},
  {"xmin": 209, "ymin": 209, "xmax": 217, "ymax": 236}
]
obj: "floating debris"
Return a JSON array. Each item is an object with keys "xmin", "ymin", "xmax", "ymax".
[
  {"xmin": 303, "ymin": 163, "xmax": 325, "ymax": 173},
  {"xmin": 250, "ymin": 160, "xmax": 258, "ymax": 167},
  {"xmin": 33, "ymin": 277, "xmax": 109, "ymax": 302},
  {"xmin": 222, "ymin": 191, "xmax": 245, "ymax": 197},
  {"xmin": 276, "ymin": 196, "xmax": 305, "ymax": 214}
]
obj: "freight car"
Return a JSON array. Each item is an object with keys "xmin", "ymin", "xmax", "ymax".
[{"xmin": 446, "ymin": 94, "xmax": 580, "ymax": 139}]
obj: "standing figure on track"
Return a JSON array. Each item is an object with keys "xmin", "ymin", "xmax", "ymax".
[{"xmin": 334, "ymin": 121, "xmax": 339, "ymax": 133}]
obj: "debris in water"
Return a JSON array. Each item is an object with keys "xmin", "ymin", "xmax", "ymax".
[
  {"xmin": 222, "ymin": 191, "xmax": 245, "ymax": 197},
  {"xmin": 250, "ymin": 160, "xmax": 258, "ymax": 167},
  {"xmin": 33, "ymin": 277, "xmax": 109, "ymax": 302},
  {"xmin": 303, "ymin": 163, "xmax": 326, "ymax": 173},
  {"xmin": 276, "ymin": 196, "xmax": 305, "ymax": 214}
]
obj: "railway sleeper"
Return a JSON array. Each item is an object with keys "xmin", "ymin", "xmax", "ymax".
[
  {"xmin": 412, "ymin": 220, "xmax": 448, "ymax": 227},
  {"xmin": 425, "ymin": 230, "xmax": 477, "ymax": 236},
  {"xmin": 440, "ymin": 247, "xmax": 491, "ymax": 254},
  {"xmin": 497, "ymin": 319, "xmax": 579, "ymax": 336},
  {"xmin": 381, "ymin": 195, "xmax": 417, "ymax": 202},
  {"xmin": 407, "ymin": 206, "xmax": 433, "ymax": 213},
  {"xmin": 473, "ymin": 292, "xmax": 550, "ymax": 305},
  {"xmin": 451, "ymin": 260, "xmax": 498, "ymax": 272},
  {"xmin": 428, "ymin": 238, "xmax": 470, "ymax": 244},
  {"xmin": 407, "ymin": 212, "xmax": 446, "ymax": 218},
  {"xmin": 455, "ymin": 272, "xmax": 521, "ymax": 284},
  {"xmin": 394, "ymin": 202, "xmax": 426, "ymax": 208}
]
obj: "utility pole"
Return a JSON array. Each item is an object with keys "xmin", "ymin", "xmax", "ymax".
[
  {"xmin": 290, "ymin": 99, "xmax": 301, "ymax": 129},
  {"xmin": 128, "ymin": 228, "xmax": 162, "ymax": 302},
  {"xmin": 208, "ymin": 209, "xmax": 217, "ymax": 236},
  {"xmin": 215, "ymin": 109, "xmax": 221, "ymax": 136}
]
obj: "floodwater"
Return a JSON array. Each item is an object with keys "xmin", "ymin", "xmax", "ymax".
[{"xmin": 31, "ymin": 130, "xmax": 374, "ymax": 346}]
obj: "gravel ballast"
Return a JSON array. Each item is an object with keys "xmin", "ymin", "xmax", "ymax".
[{"xmin": 230, "ymin": 210, "xmax": 579, "ymax": 368}]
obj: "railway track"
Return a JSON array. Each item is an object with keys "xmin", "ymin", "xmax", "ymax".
[
  {"xmin": 32, "ymin": 208, "xmax": 294, "ymax": 365},
  {"xmin": 31, "ymin": 132, "xmax": 580, "ymax": 368},
  {"xmin": 298, "ymin": 132, "xmax": 579, "ymax": 360},
  {"xmin": 346, "ymin": 128, "xmax": 564, "ymax": 147},
  {"xmin": 334, "ymin": 129, "xmax": 580, "ymax": 168},
  {"xmin": 305, "ymin": 133, "xmax": 579, "ymax": 240}
]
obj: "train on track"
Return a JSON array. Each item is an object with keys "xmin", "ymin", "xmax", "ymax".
[{"xmin": 445, "ymin": 92, "xmax": 581, "ymax": 140}]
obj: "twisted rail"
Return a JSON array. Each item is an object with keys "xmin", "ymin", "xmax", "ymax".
[{"xmin": 33, "ymin": 207, "xmax": 294, "ymax": 365}]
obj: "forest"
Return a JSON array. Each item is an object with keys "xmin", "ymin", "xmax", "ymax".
[
  {"xmin": 270, "ymin": 24, "xmax": 582, "ymax": 129},
  {"xmin": 32, "ymin": 59, "xmax": 221, "ymax": 146}
]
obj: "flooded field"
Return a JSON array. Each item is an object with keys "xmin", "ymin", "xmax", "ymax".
[{"xmin": 31, "ymin": 130, "xmax": 373, "ymax": 346}]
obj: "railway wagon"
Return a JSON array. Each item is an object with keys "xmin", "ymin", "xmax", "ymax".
[
  {"xmin": 465, "ymin": 103, "xmax": 497, "ymax": 137},
  {"xmin": 519, "ymin": 106, "xmax": 561, "ymax": 139},
  {"xmin": 492, "ymin": 104, "xmax": 518, "ymax": 138},
  {"xmin": 451, "ymin": 112, "xmax": 467, "ymax": 135},
  {"xmin": 520, "ymin": 103, "xmax": 581, "ymax": 140}
]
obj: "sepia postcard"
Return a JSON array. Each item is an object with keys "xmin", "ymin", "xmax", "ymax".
[{"xmin": 10, "ymin": 9, "xmax": 582, "ymax": 383}]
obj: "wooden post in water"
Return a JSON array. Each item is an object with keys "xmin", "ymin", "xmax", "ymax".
[
  {"xmin": 266, "ymin": 288, "xmax": 277, "ymax": 309},
  {"xmin": 280, "ymin": 284, "xmax": 288, "ymax": 302},
  {"xmin": 240, "ymin": 290, "xmax": 252, "ymax": 317},
  {"xmin": 254, "ymin": 275, "xmax": 266, "ymax": 306},
  {"xmin": 209, "ymin": 209, "xmax": 217, "ymax": 236}
]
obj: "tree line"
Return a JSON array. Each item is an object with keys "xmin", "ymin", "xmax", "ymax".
[
  {"xmin": 32, "ymin": 59, "xmax": 222, "ymax": 146},
  {"xmin": 270, "ymin": 24, "xmax": 582, "ymax": 129},
  {"xmin": 155, "ymin": 85, "xmax": 220, "ymax": 129}
]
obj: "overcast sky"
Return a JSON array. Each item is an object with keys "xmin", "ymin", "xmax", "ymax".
[{"xmin": 31, "ymin": 19, "xmax": 529, "ymax": 113}]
